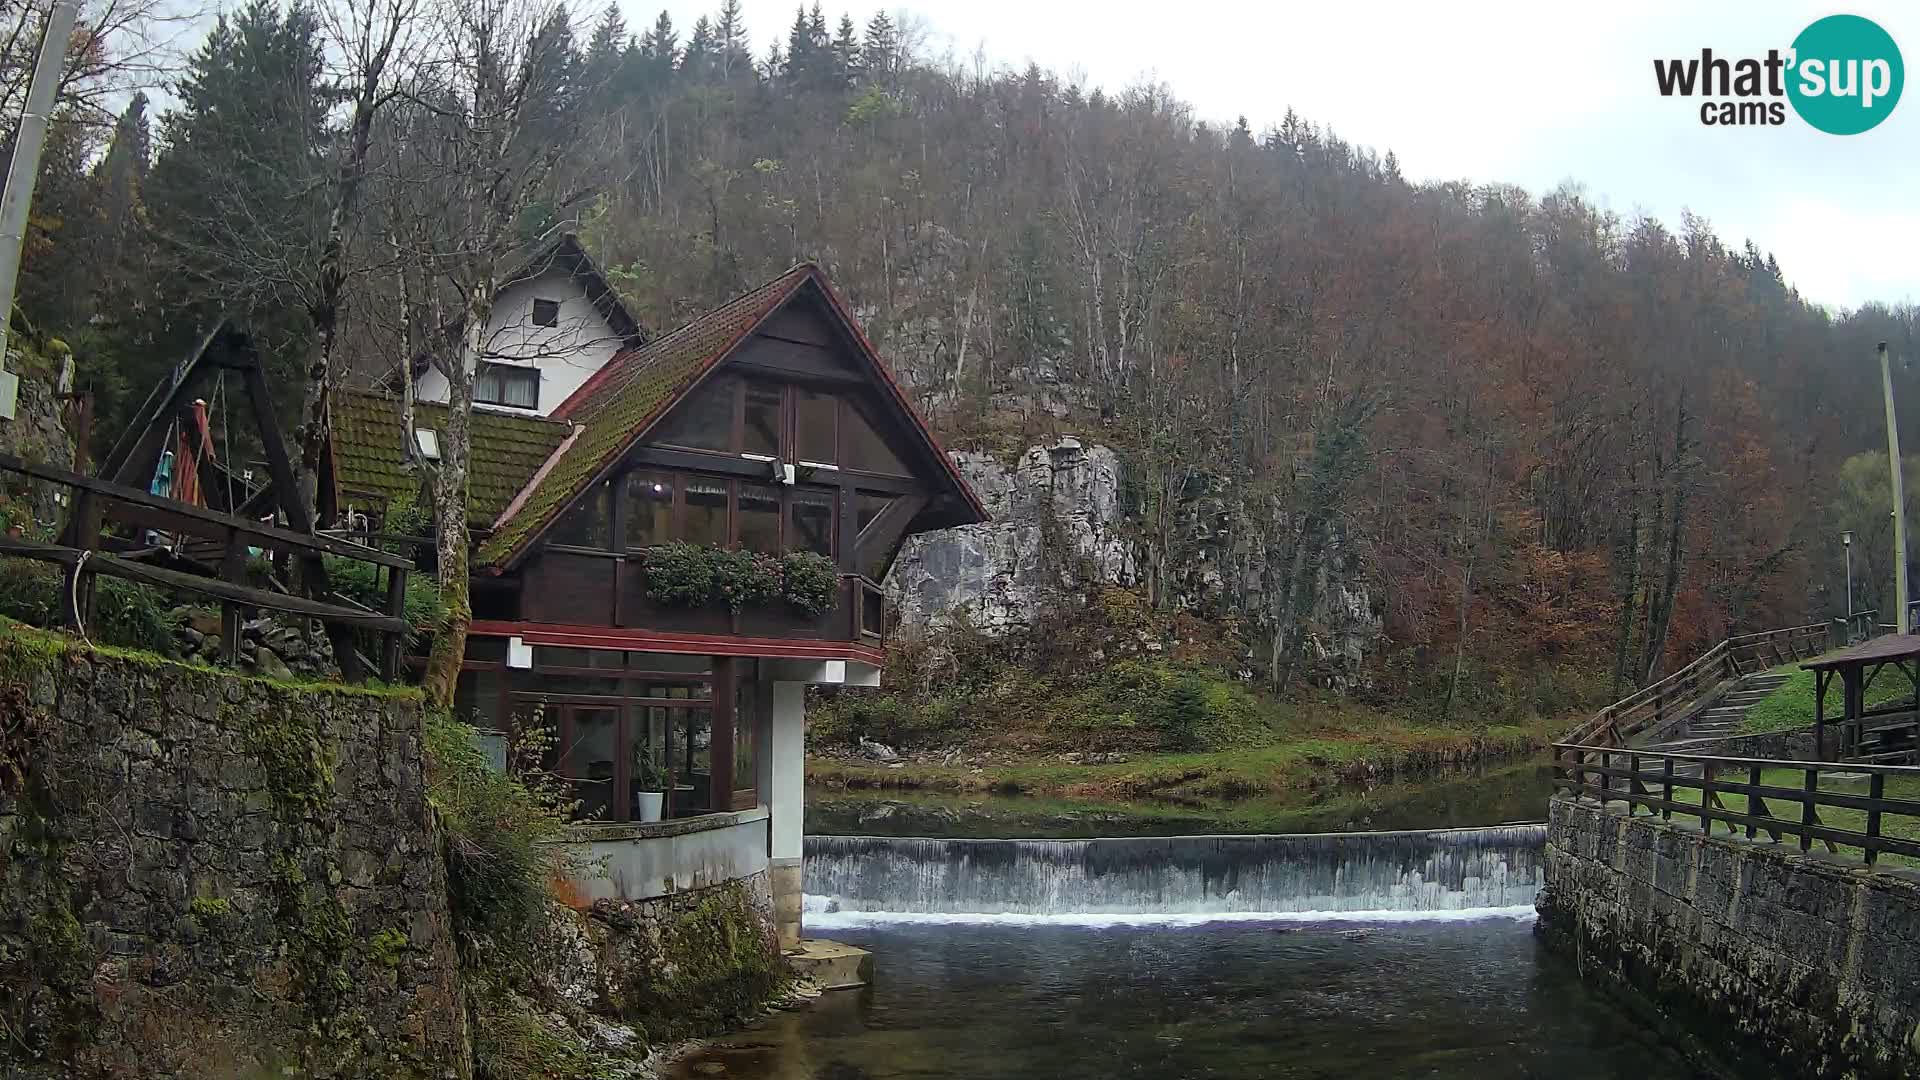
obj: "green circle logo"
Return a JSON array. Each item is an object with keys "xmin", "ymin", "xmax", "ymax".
[{"xmin": 1788, "ymin": 14, "xmax": 1904, "ymax": 134}]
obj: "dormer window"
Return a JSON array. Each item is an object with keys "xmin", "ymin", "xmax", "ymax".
[
  {"xmin": 531, "ymin": 298, "xmax": 561, "ymax": 327},
  {"xmin": 475, "ymin": 362, "xmax": 539, "ymax": 410}
]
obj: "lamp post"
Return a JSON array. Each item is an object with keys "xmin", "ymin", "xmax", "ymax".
[
  {"xmin": 1881, "ymin": 342, "xmax": 1910, "ymax": 634},
  {"xmin": 1843, "ymin": 530, "xmax": 1856, "ymax": 641}
]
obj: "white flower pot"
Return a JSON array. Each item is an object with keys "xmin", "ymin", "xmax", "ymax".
[{"xmin": 635, "ymin": 791, "xmax": 665, "ymax": 823}]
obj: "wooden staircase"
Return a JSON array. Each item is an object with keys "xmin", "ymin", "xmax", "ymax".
[{"xmin": 1655, "ymin": 671, "xmax": 1793, "ymax": 746}]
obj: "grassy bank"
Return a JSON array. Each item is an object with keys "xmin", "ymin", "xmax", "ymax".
[
  {"xmin": 808, "ymin": 715, "xmax": 1559, "ymax": 802},
  {"xmin": 1741, "ymin": 664, "xmax": 1912, "ymax": 734}
]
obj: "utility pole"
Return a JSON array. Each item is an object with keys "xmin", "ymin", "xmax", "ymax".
[
  {"xmin": 0, "ymin": 0, "xmax": 78, "ymax": 420},
  {"xmin": 1881, "ymin": 342, "xmax": 1909, "ymax": 634}
]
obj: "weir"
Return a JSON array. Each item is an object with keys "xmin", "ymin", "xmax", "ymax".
[{"xmin": 805, "ymin": 824, "xmax": 1546, "ymax": 916}]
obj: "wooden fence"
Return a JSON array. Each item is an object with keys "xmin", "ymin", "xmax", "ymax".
[
  {"xmin": 1561, "ymin": 622, "xmax": 1835, "ymax": 749},
  {"xmin": 0, "ymin": 451, "xmax": 411, "ymax": 680},
  {"xmin": 1553, "ymin": 743, "xmax": 1920, "ymax": 866}
]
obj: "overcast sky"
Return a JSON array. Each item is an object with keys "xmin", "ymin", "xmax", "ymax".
[{"xmin": 630, "ymin": 0, "xmax": 1918, "ymax": 312}]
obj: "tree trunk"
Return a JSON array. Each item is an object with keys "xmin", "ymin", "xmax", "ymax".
[
  {"xmin": 1444, "ymin": 450, "xmax": 1498, "ymax": 721},
  {"xmin": 421, "ymin": 288, "xmax": 492, "ymax": 708}
]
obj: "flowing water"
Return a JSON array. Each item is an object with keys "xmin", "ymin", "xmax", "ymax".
[{"xmin": 672, "ymin": 827, "xmax": 1706, "ymax": 1079}]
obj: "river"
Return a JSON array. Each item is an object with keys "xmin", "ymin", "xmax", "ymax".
[{"xmin": 671, "ymin": 819, "xmax": 1707, "ymax": 1079}]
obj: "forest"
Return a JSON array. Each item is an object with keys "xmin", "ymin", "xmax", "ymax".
[{"xmin": 4, "ymin": 0, "xmax": 1918, "ymax": 718}]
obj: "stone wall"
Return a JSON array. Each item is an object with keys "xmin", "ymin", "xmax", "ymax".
[
  {"xmin": 1540, "ymin": 795, "xmax": 1920, "ymax": 1079},
  {"xmin": 0, "ymin": 631, "xmax": 471, "ymax": 1078}
]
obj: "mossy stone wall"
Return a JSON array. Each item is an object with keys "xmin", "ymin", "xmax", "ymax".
[
  {"xmin": 0, "ymin": 631, "xmax": 471, "ymax": 1078},
  {"xmin": 1540, "ymin": 795, "xmax": 1920, "ymax": 1079}
]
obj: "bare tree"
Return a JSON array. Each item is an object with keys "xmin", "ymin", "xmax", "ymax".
[{"xmin": 388, "ymin": 0, "xmax": 582, "ymax": 706}]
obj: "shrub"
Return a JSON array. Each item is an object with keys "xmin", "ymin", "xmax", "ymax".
[
  {"xmin": 0, "ymin": 558, "xmax": 177, "ymax": 653},
  {"xmin": 640, "ymin": 543, "xmax": 840, "ymax": 615},
  {"xmin": 424, "ymin": 712, "xmax": 577, "ymax": 979},
  {"xmin": 780, "ymin": 551, "xmax": 838, "ymax": 615},
  {"xmin": 322, "ymin": 554, "xmax": 442, "ymax": 630}
]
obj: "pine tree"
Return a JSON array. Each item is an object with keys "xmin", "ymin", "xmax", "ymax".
[
  {"xmin": 862, "ymin": 10, "xmax": 897, "ymax": 85},
  {"xmin": 587, "ymin": 1, "xmax": 626, "ymax": 73},
  {"xmin": 832, "ymin": 14, "xmax": 860, "ymax": 85},
  {"xmin": 715, "ymin": 0, "xmax": 749, "ymax": 76},
  {"xmin": 682, "ymin": 16, "xmax": 714, "ymax": 80},
  {"xmin": 783, "ymin": 5, "xmax": 814, "ymax": 85},
  {"xmin": 640, "ymin": 10, "xmax": 678, "ymax": 84}
]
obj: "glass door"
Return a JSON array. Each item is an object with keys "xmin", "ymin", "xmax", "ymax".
[{"xmin": 555, "ymin": 704, "xmax": 619, "ymax": 822}]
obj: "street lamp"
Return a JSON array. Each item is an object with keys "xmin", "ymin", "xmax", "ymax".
[
  {"xmin": 1880, "ymin": 342, "xmax": 1910, "ymax": 634},
  {"xmin": 1843, "ymin": 531, "xmax": 1855, "ymax": 640}
]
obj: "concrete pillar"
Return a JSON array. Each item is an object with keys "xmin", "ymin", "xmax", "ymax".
[{"xmin": 768, "ymin": 680, "xmax": 805, "ymax": 950}]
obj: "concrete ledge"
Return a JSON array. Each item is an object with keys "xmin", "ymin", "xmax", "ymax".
[
  {"xmin": 789, "ymin": 938, "xmax": 872, "ymax": 990},
  {"xmin": 566, "ymin": 806, "xmax": 769, "ymax": 843}
]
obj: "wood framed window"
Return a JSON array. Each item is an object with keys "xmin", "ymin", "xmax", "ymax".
[
  {"xmin": 531, "ymin": 298, "xmax": 561, "ymax": 327},
  {"xmin": 645, "ymin": 375, "xmax": 913, "ymax": 480},
  {"xmin": 475, "ymin": 361, "xmax": 540, "ymax": 409}
]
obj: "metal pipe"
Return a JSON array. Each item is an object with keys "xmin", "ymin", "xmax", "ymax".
[
  {"xmin": 0, "ymin": 0, "xmax": 78, "ymax": 405},
  {"xmin": 1881, "ymin": 342, "xmax": 1909, "ymax": 634}
]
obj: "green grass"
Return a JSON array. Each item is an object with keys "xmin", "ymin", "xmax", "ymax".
[
  {"xmin": 807, "ymin": 719, "xmax": 1556, "ymax": 800},
  {"xmin": 1653, "ymin": 766, "xmax": 1920, "ymax": 868},
  {"xmin": 1740, "ymin": 665, "xmax": 1912, "ymax": 734}
]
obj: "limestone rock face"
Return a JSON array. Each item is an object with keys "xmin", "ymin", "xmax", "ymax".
[
  {"xmin": 887, "ymin": 438, "xmax": 1383, "ymax": 685},
  {"xmin": 888, "ymin": 439, "xmax": 1136, "ymax": 634}
]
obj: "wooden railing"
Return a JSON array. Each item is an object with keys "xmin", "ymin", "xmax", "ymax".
[
  {"xmin": 1553, "ymin": 744, "xmax": 1920, "ymax": 866},
  {"xmin": 1562, "ymin": 622, "xmax": 1836, "ymax": 748},
  {"xmin": 0, "ymin": 452, "xmax": 411, "ymax": 681}
]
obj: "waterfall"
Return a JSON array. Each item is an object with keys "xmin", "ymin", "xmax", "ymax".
[{"xmin": 804, "ymin": 825, "xmax": 1545, "ymax": 924}]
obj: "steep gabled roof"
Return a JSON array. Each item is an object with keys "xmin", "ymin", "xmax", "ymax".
[
  {"xmin": 474, "ymin": 263, "xmax": 987, "ymax": 569},
  {"xmin": 393, "ymin": 231, "xmax": 646, "ymax": 386},
  {"xmin": 331, "ymin": 386, "xmax": 573, "ymax": 524}
]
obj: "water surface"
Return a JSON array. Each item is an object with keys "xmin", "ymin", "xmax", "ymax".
[{"xmin": 674, "ymin": 917, "xmax": 1701, "ymax": 1079}]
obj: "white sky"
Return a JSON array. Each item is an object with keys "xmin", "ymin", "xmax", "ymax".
[{"xmin": 629, "ymin": 0, "xmax": 1920, "ymax": 312}]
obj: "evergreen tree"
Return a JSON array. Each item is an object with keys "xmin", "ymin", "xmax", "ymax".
[
  {"xmin": 832, "ymin": 14, "xmax": 860, "ymax": 84},
  {"xmin": 586, "ymin": 1, "xmax": 627, "ymax": 86},
  {"xmin": 862, "ymin": 10, "xmax": 897, "ymax": 85},
  {"xmin": 715, "ymin": 0, "xmax": 750, "ymax": 76},
  {"xmin": 640, "ymin": 10, "xmax": 678, "ymax": 82},
  {"xmin": 682, "ymin": 16, "xmax": 714, "ymax": 80}
]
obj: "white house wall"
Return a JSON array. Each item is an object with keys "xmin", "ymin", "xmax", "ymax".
[{"xmin": 414, "ymin": 267, "xmax": 623, "ymax": 417}]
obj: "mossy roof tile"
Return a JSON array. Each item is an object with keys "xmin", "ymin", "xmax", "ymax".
[{"xmin": 331, "ymin": 386, "xmax": 571, "ymax": 524}]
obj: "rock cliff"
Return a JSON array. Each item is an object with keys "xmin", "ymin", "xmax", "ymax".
[{"xmin": 888, "ymin": 438, "xmax": 1383, "ymax": 685}]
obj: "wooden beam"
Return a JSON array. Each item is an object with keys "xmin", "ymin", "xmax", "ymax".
[
  {"xmin": 853, "ymin": 493, "xmax": 926, "ymax": 579},
  {"xmin": 0, "ymin": 453, "xmax": 410, "ymax": 568},
  {"xmin": 0, "ymin": 535, "xmax": 408, "ymax": 633}
]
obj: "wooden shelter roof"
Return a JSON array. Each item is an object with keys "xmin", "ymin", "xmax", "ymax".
[{"xmin": 1802, "ymin": 635, "xmax": 1920, "ymax": 671}]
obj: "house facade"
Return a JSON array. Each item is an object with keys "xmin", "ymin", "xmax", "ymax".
[{"xmin": 328, "ymin": 251, "xmax": 985, "ymax": 947}]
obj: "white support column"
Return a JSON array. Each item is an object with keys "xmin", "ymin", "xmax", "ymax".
[{"xmin": 768, "ymin": 680, "xmax": 806, "ymax": 950}]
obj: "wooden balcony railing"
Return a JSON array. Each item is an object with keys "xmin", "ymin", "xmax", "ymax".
[
  {"xmin": 1553, "ymin": 744, "xmax": 1920, "ymax": 867},
  {"xmin": 0, "ymin": 451, "xmax": 411, "ymax": 680}
]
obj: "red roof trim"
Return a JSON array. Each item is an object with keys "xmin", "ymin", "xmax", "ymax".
[{"xmin": 469, "ymin": 619, "xmax": 887, "ymax": 666}]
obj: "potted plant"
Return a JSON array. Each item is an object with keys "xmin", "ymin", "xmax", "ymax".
[{"xmin": 633, "ymin": 750, "xmax": 668, "ymax": 823}]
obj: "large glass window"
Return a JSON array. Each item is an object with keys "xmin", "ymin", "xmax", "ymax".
[
  {"xmin": 796, "ymin": 387, "xmax": 837, "ymax": 464},
  {"xmin": 856, "ymin": 491, "xmax": 895, "ymax": 534},
  {"xmin": 653, "ymin": 376, "xmax": 736, "ymax": 452},
  {"xmin": 624, "ymin": 471, "xmax": 674, "ymax": 549},
  {"xmin": 843, "ymin": 401, "xmax": 911, "ymax": 475},
  {"xmin": 737, "ymin": 484, "xmax": 782, "ymax": 553},
  {"xmin": 790, "ymin": 488, "xmax": 835, "ymax": 556},
  {"xmin": 735, "ymin": 676, "xmax": 758, "ymax": 797},
  {"xmin": 743, "ymin": 381, "xmax": 783, "ymax": 457},
  {"xmin": 550, "ymin": 481, "xmax": 611, "ymax": 548},
  {"xmin": 684, "ymin": 479, "xmax": 730, "ymax": 546}
]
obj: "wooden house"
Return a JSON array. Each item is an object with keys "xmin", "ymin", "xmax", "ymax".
[{"xmin": 326, "ymin": 254, "xmax": 986, "ymax": 946}]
